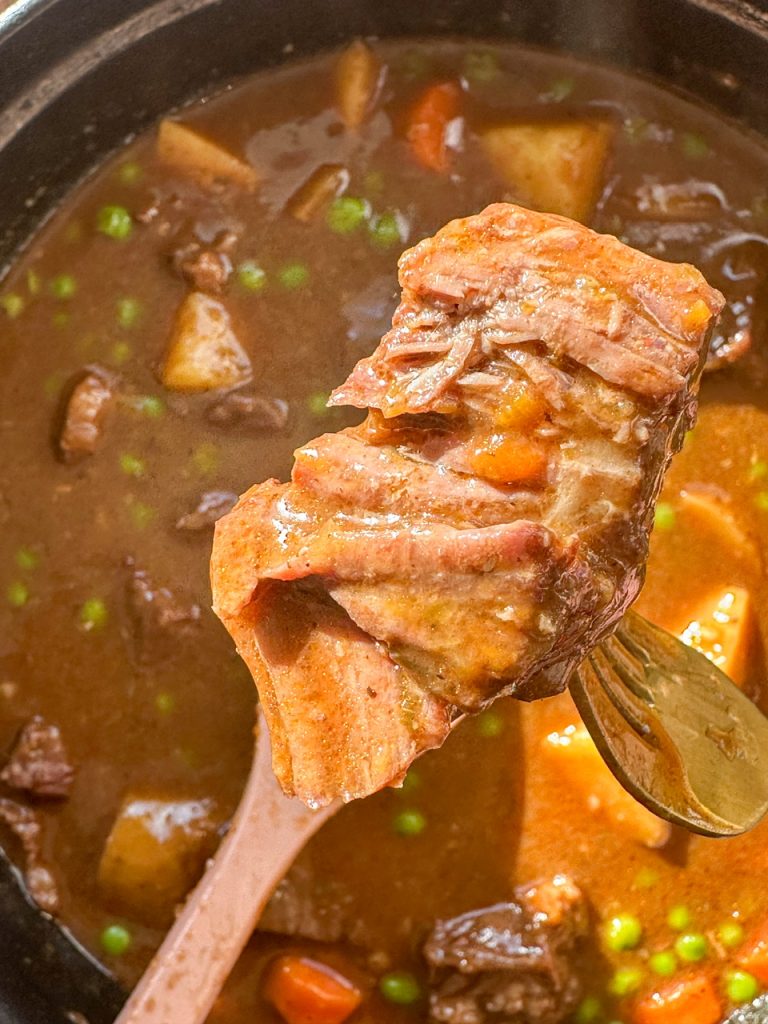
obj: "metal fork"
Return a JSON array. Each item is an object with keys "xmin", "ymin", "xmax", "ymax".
[{"xmin": 570, "ymin": 610, "xmax": 768, "ymax": 837}]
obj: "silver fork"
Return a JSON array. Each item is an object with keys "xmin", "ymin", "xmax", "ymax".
[{"xmin": 570, "ymin": 609, "xmax": 768, "ymax": 837}]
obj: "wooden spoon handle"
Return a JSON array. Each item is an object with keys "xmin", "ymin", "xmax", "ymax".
[{"xmin": 115, "ymin": 716, "xmax": 338, "ymax": 1024}]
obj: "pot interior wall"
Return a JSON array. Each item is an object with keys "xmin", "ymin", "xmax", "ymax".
[{"xmin": 1, "ymin": 0, "xmax": 768, "ymax": 270}]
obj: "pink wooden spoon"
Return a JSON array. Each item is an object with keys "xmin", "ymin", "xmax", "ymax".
[{"xmin": 114, "ymin": 709, "xmax": 338, "ymax": 1024}]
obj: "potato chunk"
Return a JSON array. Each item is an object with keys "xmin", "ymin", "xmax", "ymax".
[
  {"xmin": 157, "ymin": 119, "xmax": 258, "ymax": 191},
  {"xmin": 479, "ymin": 119, "xmax": 614, "ymax": 222},
  {"xmin": 678, "ymin": 586, "xmax": 754, "ymax": 688},
  {"xmin": 98, "ymin": 794, "xmax": 218, "ymax": 925},
  {"xmin": 334, "ymin": 40, "xmax": 383, "ymax": 130},
  {"xmin": 544, "ymin": 724, "xmax": 671, "ymax": 848},
  {"xmin": 161, "ymin": 292, "xmax": 252, "ymax": 393}
]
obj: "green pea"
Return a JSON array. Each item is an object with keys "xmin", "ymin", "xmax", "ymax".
[
  {"xmin": 326, "ymin": 196, "xmax": 370, "ymax": 234},
  {"xmin": 26, "ymin": 269, "xmax": 41, "ymax": 296},
  {"xmin": 1, "ymin": 293, "xmax": 24, "ymax": 318},
  {"xmin": 754, "ymin": 491, "xmax": 768, "ymax": 512},
  {"xmin": 725, "ymin": 970, "xmax": 759, "ymax": 1005},
  {"xmin": 393, "ymin": 809, "xmax": 426, "ymax": 836},
  {"xmin": 674, "ymin": 932, "xmax": 708, "ymax": 963},
  {"xmin": 649, "ymin": 950, "xmax": 677, "ymax": 977},
  {"xmin": 546, "ymin": 76, "xmax": 575, "ymax": 102},
  {"xmin": 100, "ymin": 924, "xmax": 131, "ymax": 956},
  {"xmin": 462, "ymin": 51, "xmax": 499, "ymax": 83},
  {"xmin": 667, "ymin": 905, "xmax": 691, "ymax": 931},
  {"xmin": 79, "ymin": 597, "xmax": 108, "ymax": 631},
  {"xmin": 717, "ymin": 920, "xmax": 745, "ymax": 950},
  {"xmin": 477, "ymin": 709, "xmax": 504, "ymax": 738},
  {"xmin": 633, "ymin": 867, "xmax": 660, "ymax": 890},
  {"xmin": 50, "ymin": 274, "xmax": 77, "ymax": 300},
  {"xmin": 400, "ymin": 768, "xmax": 421, "ymax": 793},
  {"xmin": 603, "ymin": 913, "xmax": 643, "ymax": 952},
  {"xmin": 236, "ymin": 260, "xmax": 267, "ymax": 292},
  {"xmin": 6, "ymin": 581, "xmax": 29, "ymax": 608},
  {"xmin": 399, "ymin": 49, "xmax": 431, "ymax": 81},
  {"xmin": 574, "ymin": 996, "xmax": 602, "ymax": 1023},
  {"xmin": 307, "ymin": 392, "xmax": 330, "ymax": 416},
  {"xmin": 15, "ymin": 547, "xmax": 40, "ymax": 571},
  {"xmin": 111, "ymin": 341, "xmax": 133, "ymax": 365},
  {"xmin": 116, "ymin": 297, "xmax": 142, "ymax": 328},
  {"xmin": 155, "ymin": 692, "xmax": 176, "ymax": 715},
  {"xmin": 654, "ymin": 502, "xmax": 676, "ymax": 531},
  {"xmin": 681, "ymin": 131, "xmax": 710, "ymax": 159},
  {"xmin": 369, "ymin": 211, "xmax": 402, "ymax": 249},
  {"xmin": 127, "ymin": 500, "xmax": 156, "ymax": 530},
  {"xmin": 278, "ymin": 262, "xmax": 310, "ymax": 289},
  {"xmin": 132, "ymin": 395, "xmax": 165, "ymax": 418},
  {"xmin": 97, "ymin": 204, "xmax": 133, "ymax": 240},
  {"xmin": 609, "ymin": 966, "xmax": 644, "ymax": 997},
  {"xmin": 119, "ymin": 453, "xmax": 146, "ymax": 478},
  {"xmin": 52, "ymin": 312, "xmax": 70, "ymax": 329},
  {"xmin": 193, "ymin": 442, "xmax": 219, "ymax": 475},
  {"xmin": 117, "ymin": 161, "xmax": 143, "ymax": 186},
  {"xmin": 379, "ymin": 971, "xmax": 422, "ymax": 1004},
  {"xmin": 749, "ymin": 459, "xmax": 768, "ymax": 483}
]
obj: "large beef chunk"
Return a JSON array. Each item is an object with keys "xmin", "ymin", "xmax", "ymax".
[
  {"xmin": 423, "ymin": 876, "xmax": 587, "ymax": 1024},
  {"xmin": 1, "ymin": 716, "xmax": 75, "ymax": 799},
  {"xmin": 211, "ymin": 202, "xmax": 724, "ymax": 807}
]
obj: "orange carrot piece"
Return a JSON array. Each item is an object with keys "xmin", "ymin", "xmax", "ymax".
[
  {"xmin": 738, "ymin": 917, "xmax": 768, "ymax": 983},
  {"xmin": 633, "ymin": 974, "xmax": 722, "ymax": 1024},
  {"xmin": 263, "ymin": 956, "xmax": 363, "ymax": 1024},
  {"xmin": 470, "ymin": 435, "xmax": 547, "ymax": 486},
  {"xmin": 406, "ymin": 82, "xmax": 461, "ymax": 173}
]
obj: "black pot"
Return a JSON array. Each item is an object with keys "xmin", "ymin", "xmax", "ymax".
[{"xmin": 1, "ymin": 0, "xmax": 768, "ymax": 1020}]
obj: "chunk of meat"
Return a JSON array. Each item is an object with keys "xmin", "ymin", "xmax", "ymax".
[
  {"xmin": 260, "ymin": 862, "xmax": 354, "ymax": 943},
  {"xmin": 0, "ymin": 798, "xmax": 59, "ymax": 913},
  {"xmin": 161, "ymin": 292, "xmax": 252, "ymax": 392},
  {"xmin": 1, "ymin": 716, "xmax": 75, "ymax": 799},
  {"xmin": 423, "ymin": 876, "xmax": 587, "ymax": 1024},
  {"xmin": 206, "ymin": 391, "xmax": 289, "ymax": 431},
  {"xmin": 174, "ymin": 246, "xmax": 232, "ymax": 294},
  {"xmin": 97, "ymin": 794, "xmax": 218, "ymax": 926},
  {"xmin": 211, "ymin": 203, "xmax": 723, "ymax": 807},
  {"xmin": 125, "ymin": 564, "xmax": 201, "ymax": 662},
  {"xmin": 176, "ymin": 490, "xmax": 238, "ymax": 532},
  {"xmin": 57, "ymin": 367, "xmax": 114, "ymax": 463}
]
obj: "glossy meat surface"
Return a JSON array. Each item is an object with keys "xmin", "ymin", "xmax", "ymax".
[{"xmin": 211, "ymin": 203, "xmax": 723, "ymax": 806}]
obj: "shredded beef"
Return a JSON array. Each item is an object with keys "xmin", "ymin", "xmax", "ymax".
[
  {"xmin": 125, "ymin": 563, "xmax": 201, "ymax": 662},
  {"xmin": 423, "ymin": 876, "xmax": 587, "ymax": 1024},
  {"xmin": 176, "ymin": 490, "xmax": 238, "ymax": 532},
  {"xmin": 0, "ymin": 798, "xmax": 59, "ymax": 913},
  {"xmin": 1, "ymin": 716, "xmax": 75, "ymax": 799}
]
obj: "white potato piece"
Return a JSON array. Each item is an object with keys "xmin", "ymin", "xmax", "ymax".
[
  {"xmin": 479, "ymin": 119, "xmax": 614, "ymax": 222},
  {"xmin": 161, "ymin": 292, "xmax": 252, "ymax": 393},
  {"xmin": 334, "ymin": 39, "xmax": 383, "ymax": 130},
  {"xmin": 544, "ymin": 723, "xmax": 671, "ymax": 848},
  {"xmin": 98, "ymin": 794, "xmax": 218, "ymax": 925},
  {"xmin": 157, "ymin": 119, "xmax": 259, "ymax": 191}
]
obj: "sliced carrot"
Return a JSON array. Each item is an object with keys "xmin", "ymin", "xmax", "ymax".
[
  {"xmin": 633, "ymin": 973, "xmax": 722, "ymax": 1024},
  {"xmin": 263, "ymin": 956, "xmax": 362, "ymax": 1024},
  {"xmin": 738, "ymin": 916, "xmax": 768, "ymax": 983},
  {"xmin": 470, "ymin": 434, "xmax": 548, "ymax": 486},
  {"xmin": 406, "ymin": 82, "xmax": 461, "ymax": 173}
]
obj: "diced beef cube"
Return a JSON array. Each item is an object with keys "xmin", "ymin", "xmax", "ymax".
[
  {"xmin": 1, "ymin": 716, "xmax": 75, "ymax": 799},
  {"xmin": 206, "ymin": 391, "xmax": 289, "ymax": 431},
  {"xmin": 423, "ymin": 876, "xmax": 587, "ymax": 1024},
  {"xmin": 125, "ymin": 563, "xmax": 201, "ymax": 662},
  {"xmin": 57, "ymin": 368, "xmax": 114, "ymax": 463}
]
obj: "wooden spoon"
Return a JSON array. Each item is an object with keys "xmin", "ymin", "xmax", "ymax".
[{"xmin": 114, "ymin": 709, "xmax": 338, "ymax": 1024}]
